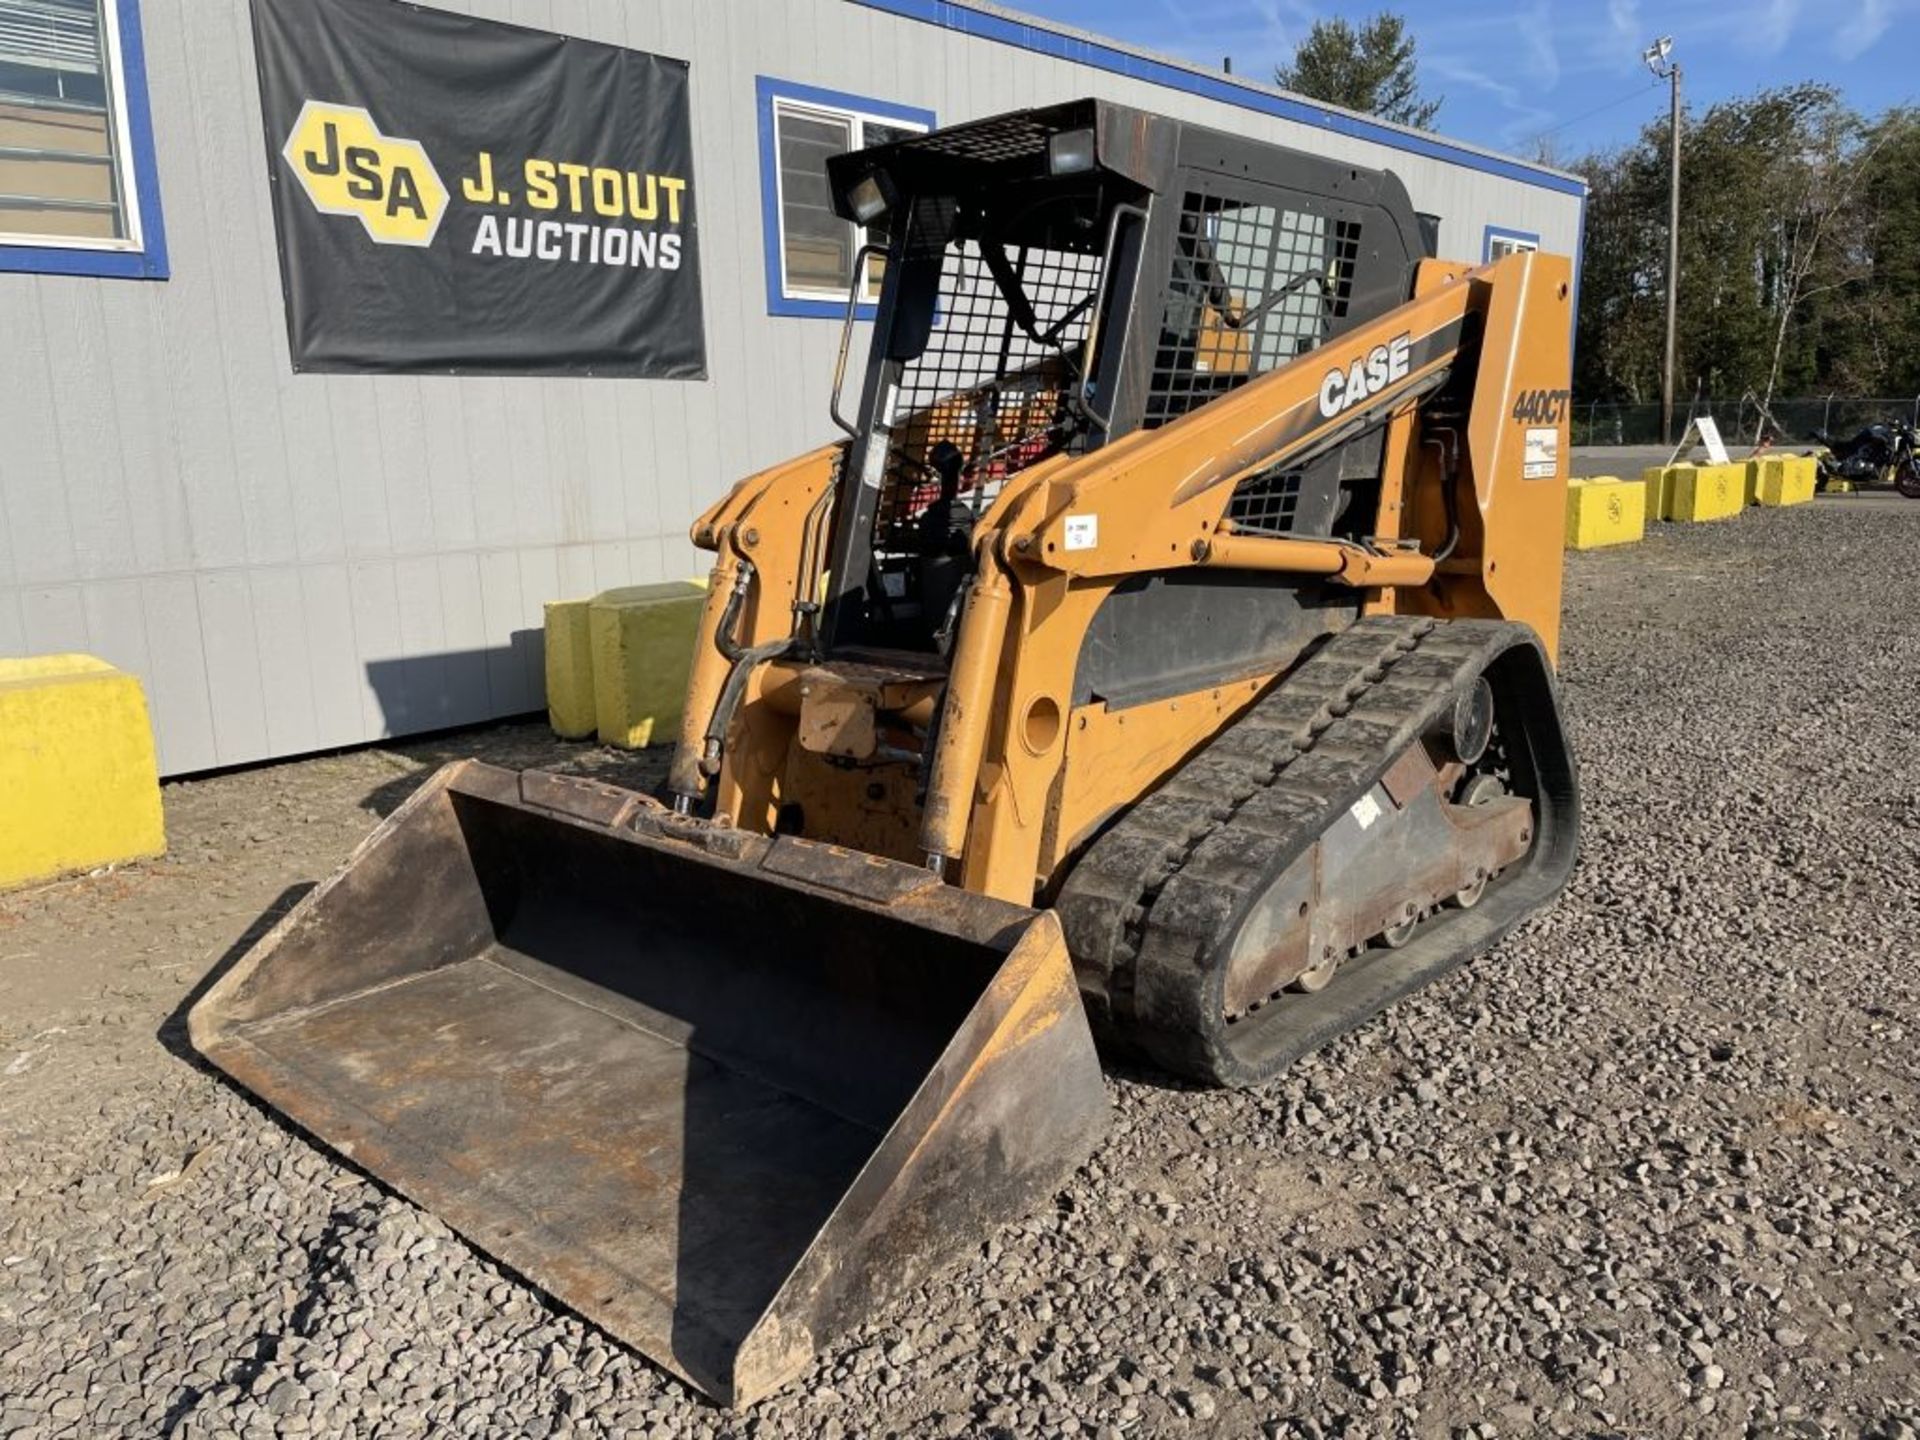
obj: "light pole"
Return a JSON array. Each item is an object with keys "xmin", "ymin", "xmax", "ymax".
[{"xmin": 1644, "ymin": 36, "xmax": 1681, "ymax": 446}]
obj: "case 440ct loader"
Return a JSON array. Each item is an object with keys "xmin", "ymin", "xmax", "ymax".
[{"xmin": 190, "ymin": 100, "xmax": 1580, "ymax": 1404}]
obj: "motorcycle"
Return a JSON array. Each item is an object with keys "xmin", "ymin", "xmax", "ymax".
[{"xmin": 1809, "ymin": 419, "xmax": 1920, "ymax": 498}]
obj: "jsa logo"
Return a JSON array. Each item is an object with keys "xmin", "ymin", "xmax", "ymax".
[
  {"xmin": 1317, "ymin": 333, "xmax": 1413, "ymax": 419},
  {"xmin": 283, "ymin": 101, "xmax": 449, "ymax": 247}
]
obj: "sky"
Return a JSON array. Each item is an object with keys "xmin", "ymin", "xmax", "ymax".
[{"xmin": 1007, "ymin": 0, "xmax": 1920, "ymax": 161}]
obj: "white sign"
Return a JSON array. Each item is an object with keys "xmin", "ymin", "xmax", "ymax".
[
  {"xmin": 1695, "ymin": 416, "xmax": 1731, "ymax": 465},
  {"xmin": 1063, "ymin": 514, "xmax": 1099, "ymax": 551}
]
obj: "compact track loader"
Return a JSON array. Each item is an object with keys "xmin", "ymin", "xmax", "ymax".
[{"xmin": 191, "ymin": 100, "xmax": 1580, "ymax": 1404}]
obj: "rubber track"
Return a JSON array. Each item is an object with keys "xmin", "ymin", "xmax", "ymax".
[{"xmin": 1055, "ymin": 615, "xmax": 1574, "ymax": 1086}]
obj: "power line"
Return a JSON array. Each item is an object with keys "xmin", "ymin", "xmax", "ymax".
[{"xmin": 1532, "ymin": 78, "xmax": 1664, "ymax": 144}]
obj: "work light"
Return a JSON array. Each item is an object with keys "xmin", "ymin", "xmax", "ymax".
[
  {"xmin": 847, "ymin": 173, "xmax": 889, "ymax": 224},
  {"xmin": 1047, "ymin": 127, "xmax": 1096, "ymax": 175}
]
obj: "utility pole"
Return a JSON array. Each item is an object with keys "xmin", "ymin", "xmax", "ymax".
[{"xmin": 1645, "ymin": 37, "xmax": 1681, "ymax": 445}]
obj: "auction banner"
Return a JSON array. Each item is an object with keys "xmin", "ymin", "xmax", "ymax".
[{"xmin": 252, "ymin": 0, "xmax": 705, "ymax": 378}]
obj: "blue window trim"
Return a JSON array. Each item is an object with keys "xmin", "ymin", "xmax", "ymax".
[
  {"xmin": 756, "ymin": 75, "xmax": 935, "ymax": 319},
  {"xmin": 850, "ymin": 0, "xmax": 1586, "ymax": 199},
  {"xmin": 1483, "ymin": 224, "xmax": 1542, "ymax": 261},
  {"xmin": 0, "ymin": 0, "xmax": 169, "ymax": 280}
]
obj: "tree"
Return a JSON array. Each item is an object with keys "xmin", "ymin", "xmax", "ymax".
[
  {"xmin": 1570, "ymin": 86, "xmax": 1920, "ymax": 419},
  {"xmin": 1569, "ymin": 140, "xmax": 1667, "ymax": 404},
  {"xmin": 1842, "ymin": 110, "xmax": 1920, "ymax": 392},
  {"xmin": 1753, "ymin": 94, "xmax": 1879, "ymax": 421},
  {"xmin": 1275, "ymin": 14, "xmax": 1441, "ymax": 130}
]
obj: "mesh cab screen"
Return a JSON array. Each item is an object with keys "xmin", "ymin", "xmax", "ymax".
[
  {"xmin": 907, "ymin": 112, "xmax": 1058, "ymax": 167},
  {"xmin": 1222, "ymin": 464, "xmax": 1304, "ymax": 535},
  {"xmin": 1143, "ymin": 182, "xmax": 1363, "ymax": 536},
  {"xmin": 873, "ymin": 236, "xmax": 1102, "ymax": 552},
  {"xmin": 1146, "ymin": 185, "xmax": 1360, "ymax": 431}
]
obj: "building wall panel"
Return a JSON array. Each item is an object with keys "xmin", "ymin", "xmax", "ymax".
[
  {"xmin": 81, "ymin": 581, "xmax": 155, "ymax": 686},
  {"xmin": 136, "ymin": 574, "xmax": 217, "ymax": 775},
  {"xmin": 0, "ymin": 590, "xmax": 26, "ymax": 658},
  {"xmin": 21, "ymin": 585, "xmax": 89, "ymax": 655},
  {"xmin": 295, "ymin": 563, "xmax": 363, "ymax": 752},
  {"xmin": 196, "ymin": 570, "xmax": 271, "ymax": 764},
  {"xmin": 249, "ymin": 567, "xmax": 322, "ymax": 759},
  {"xmin": 40, "ymin": 284, "xmax": 139, "ymax": 582},
  {"xmin": 4, "ymin": 286, "xmax": 81, "ymax": 587}
]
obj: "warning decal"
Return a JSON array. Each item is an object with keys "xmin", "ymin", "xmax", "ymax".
[{"xmin": 1523, "ymin": 426, "xmax": 1560, "ymax": 480}]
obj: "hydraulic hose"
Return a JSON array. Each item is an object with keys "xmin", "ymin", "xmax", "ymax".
[
  {"xmin": 714, "ymin": 561, "xmax": 754, "ymax": 663},
  {"xmin": 668, "ymin": 549, "xmax": 747, "ymax": 808},
  {"xmin": 669, "ymin": 553, "xmax": 794, "ymax": 810},
  {"xmin": 698, "ymin": 557, "xmax": 795, "ymax": 781},
  {"xmin": 1423, "ymin": 428, "xmax": 1463, "ymax": 564},
  {"xmin": 700, "ymin": 637, "xmax": 793, "ymax": 778}
]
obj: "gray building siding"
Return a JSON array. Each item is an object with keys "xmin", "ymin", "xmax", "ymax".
[{"xmin": 0, "ymin": 0, "xmax": 1583, "ymax": 776}]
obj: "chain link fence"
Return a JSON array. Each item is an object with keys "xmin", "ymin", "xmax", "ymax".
[{"xmin": 1571, "ymin": 396, "xmax": 1920, "ymax": 447}]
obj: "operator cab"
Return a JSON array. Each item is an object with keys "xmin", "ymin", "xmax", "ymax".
[{"xmin": 816, "ymin": 99, "xmax": 1433, "ymax": 656}]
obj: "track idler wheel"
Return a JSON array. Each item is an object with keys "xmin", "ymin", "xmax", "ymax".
[
  {"xmin": 1380, "ymin": 909, "xmax": 1420, "ymax": 949},
  {"xmin": 1449, "ymin": 772, "xmax": 1509, "ymax": 909},
  {"xmin": 1434, "ymin": 677, "xmax": 1495, "ymax": 766},
  {"xmin": 1290, "ymin": 947, "xmax": 1342, "ymax": 993}
]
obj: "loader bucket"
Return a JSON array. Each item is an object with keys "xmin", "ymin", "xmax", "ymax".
[{"xmin": 188, "ymin": 761, "xmax": 1106, "ymax": 1405}]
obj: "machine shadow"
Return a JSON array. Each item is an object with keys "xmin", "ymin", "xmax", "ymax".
[
  {"xmin": 361, "ymin": 628, "xmax": 544, "ymax": 743},
  {"xmin": 355, "ymin": 734, "xmax": 670, "ymax": 822}
]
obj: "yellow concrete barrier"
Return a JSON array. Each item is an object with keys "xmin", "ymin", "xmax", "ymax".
[
  {"xmin": 542, "ymin": 599, "xmax": 597, "ymax": 739},
  {"xmin": 1760, "ymin": 454, "xmax": 1818, "ymax": 505},
  {"xmin": 1669, "ymin": 462, "xmax": 1746, "ymax": 522},
  {"xmin": 1742, "ymin": 457, "xmax": 1771, "ymax": 506},
  {"xmin": 589, "ymin": 581, "xmax": 707, "ymax": 749},
  {"xmin": 1642, "ymin": 463, "xmax": 1686, "ymax": 522},
  {"xmin": 1564, "ymin": 476, "xmax": 1646, "ymax": 550},
  {"xmin": 0, "ymin": 655, "xmax": 166, "ymax": 889}
]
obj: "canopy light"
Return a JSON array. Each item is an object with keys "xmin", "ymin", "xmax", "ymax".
[
  {"xmin": 847, "ymin": 173, "xmax": 889, "ymax": 224},
  {"xmin": 1047, "ymin": 128, "xmax": 1096, "ymax": 176}
]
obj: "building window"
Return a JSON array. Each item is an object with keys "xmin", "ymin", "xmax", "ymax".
[
  {"xmin": 1484, "ymin": 226, "xmax": 1541, "ymax": 262},
  {"xmin": 0, "ymin": 0, "xmax": 167, "ymax": 278},
  {"xmin": 756, "ymin": 76, "xmax": 932, "ymax": 318}
]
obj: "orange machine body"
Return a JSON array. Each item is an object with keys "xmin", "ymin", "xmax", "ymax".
[{"xmin": 675, "ymin": 250, "xmax": 1573, "ymax": 907}]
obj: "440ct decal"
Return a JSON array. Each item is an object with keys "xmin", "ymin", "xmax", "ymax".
[{"xmin": 1512, "ymin": 388, "xmax": 1571, "ymax": 425}]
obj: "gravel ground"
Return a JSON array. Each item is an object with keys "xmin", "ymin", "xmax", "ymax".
[{"xmin": 3, "ymin": 498, "xmax": 1918, "ymax": 1439}]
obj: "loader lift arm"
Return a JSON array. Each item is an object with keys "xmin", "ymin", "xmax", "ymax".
[
  {"xmin": 915, "ymin": 248, "xmax": 1570, "ymax": 878},
  {"xmin": 675, "ymin": 246, "xmax": 1573, "ymax": 896}
]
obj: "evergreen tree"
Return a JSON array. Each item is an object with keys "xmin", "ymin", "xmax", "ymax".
[{"xmin": 1275, "ymin": 13, "xmax": 1441, "ymax": 130}]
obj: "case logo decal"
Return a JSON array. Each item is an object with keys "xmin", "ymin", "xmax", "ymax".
[{"xmin": 1318, "ymin": 333, "xmax": 1413, "ymax": 419}]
